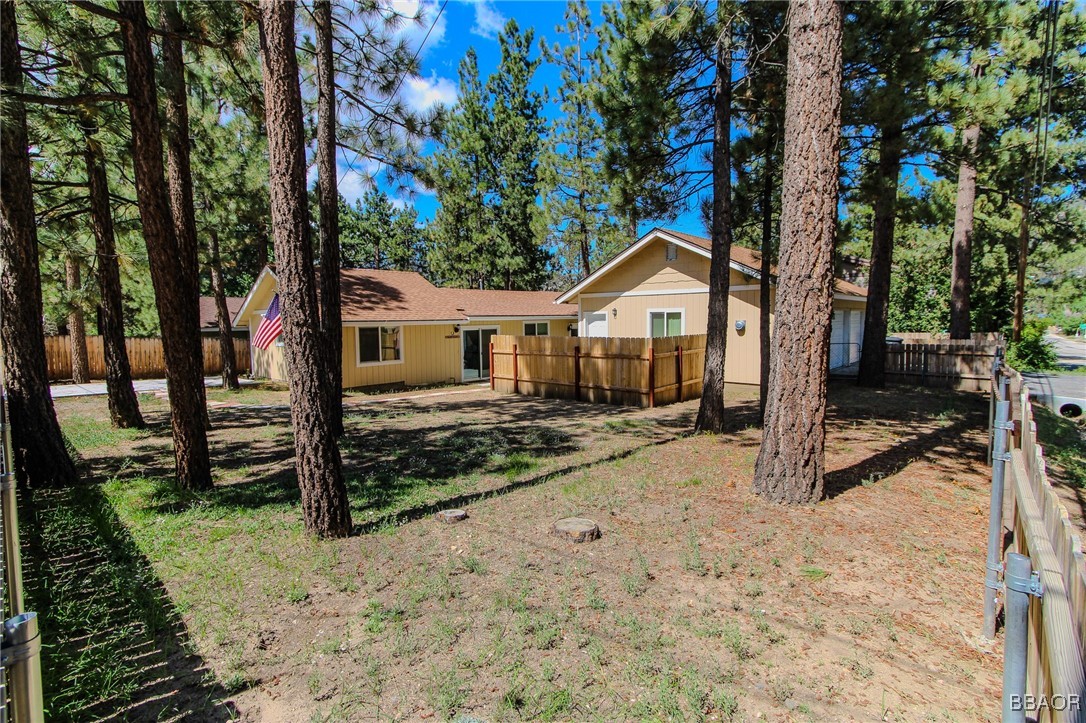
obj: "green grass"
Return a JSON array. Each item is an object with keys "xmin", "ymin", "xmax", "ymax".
[
  {"xmin": 61, "ymin": 415, "xmax": 152, "ymax": 452},
  {"xmin": 1033, "ymin": 404, "xmax": 1086, "ymax": 489}
]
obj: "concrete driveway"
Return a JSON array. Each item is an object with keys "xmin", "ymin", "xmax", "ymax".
[{"xmin": 50, "ymin": 376, "xmax": 253, "ymax": 399}]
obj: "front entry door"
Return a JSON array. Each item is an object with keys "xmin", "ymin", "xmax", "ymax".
[{"xmin": 462, "ymin": 327, "xmax": 497, "ymax": 381}]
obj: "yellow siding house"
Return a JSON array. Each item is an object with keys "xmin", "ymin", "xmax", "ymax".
[
  {"xmin": 556, "ymin": 229, "xmax": 869, "ymax": 387},
  {"xmin": 234, "ymin": 266, "xmax": 577, "ymax": 389}
]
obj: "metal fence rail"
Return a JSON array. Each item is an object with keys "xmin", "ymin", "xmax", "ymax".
[{"xmin": 985, "ymin": 356, "xmax": 1086, "ymax": 722}]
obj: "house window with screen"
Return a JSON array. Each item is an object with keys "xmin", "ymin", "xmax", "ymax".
[
  {"xmin": 665, "ymin": 243, "xmax": 678, "ymax": 261},
  {"xmin": 357, "ymin": 326, "xmax": 401, "ymax": 364},
  {"xmin": 649, "ymin": 311, "xmax": 682, "ymax": 338},
  {"xmin": 524, "ymin": 321, "xmax": 549, "ymax": 336}
]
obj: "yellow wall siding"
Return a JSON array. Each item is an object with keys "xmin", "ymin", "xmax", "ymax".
[
  {"xmin": 246, "ymin": 277, "xmax": 288, "ymax": 381},
  {"xmin": 341, "ymin": 326, "xmax": 408, "ymax": 388},
  {"xmin": 581, "ymin": 237, "xmax": 716, "ymax": 293}
]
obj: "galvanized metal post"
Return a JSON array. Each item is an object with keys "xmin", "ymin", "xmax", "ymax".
[
  {"xmin": 983, "ymin": 399, "xmax": 1012, "ymax": 639},
  {"xmin": 1, "ymin": 612, "xmax": 44, "ymax": 723},
  {"xmin": 1002, "ymin": 552, "xmax": 1041, "ymax": 723},
  {"xmin": 1, "ymin": 388, "xmax": 23, "ymax": 615}
]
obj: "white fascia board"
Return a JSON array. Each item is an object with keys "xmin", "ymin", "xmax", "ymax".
[{"xmin": 232, "ymin": 265, "xmax": 277, "ymax": 326}]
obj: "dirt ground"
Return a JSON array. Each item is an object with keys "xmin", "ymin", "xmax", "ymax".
[{"xmin": 39, "ymin": 381, "xmax": 1005, "ymax": 721}]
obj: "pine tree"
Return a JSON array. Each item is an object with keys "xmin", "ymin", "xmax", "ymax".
[
  {"xmin": 0, "ymin": 0, "xmax": 80, "ymax": 488},
  {"xmin": 752, "ymin": 0, "xmax": 843, "ymax": 504},
  {"xmin": 541, "ymin": 0, "xmax": 623, "ymax": 284},
  {"xmin": 259, "ymin": 0, "xmax": 352, "ymax": 539}
]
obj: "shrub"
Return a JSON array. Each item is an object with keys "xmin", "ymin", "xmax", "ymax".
[
  {"xmin": 1059, "ymin": 314, "xmax": 1086, "ymax": 337},
  {"xmin": 1005, "ymin": 320, "xmax": 1058, "ymax": 372}
]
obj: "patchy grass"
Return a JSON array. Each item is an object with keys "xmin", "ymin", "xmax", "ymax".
[
  {"xmin": 38, "ymin": 382, "xmax": 1003, "ymax": 721},
  {"xmin": 1034, "ymin": 404, "xmax": 1086, "ymax": 489}
]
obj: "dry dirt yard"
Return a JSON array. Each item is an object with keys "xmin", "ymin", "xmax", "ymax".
[{"xmin": 32, "ymin": 381, "xmax": 1003, "ymax": 722}]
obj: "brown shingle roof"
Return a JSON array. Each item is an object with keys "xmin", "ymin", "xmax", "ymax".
[
  {"xmin": 661, "ymin": 228, "xmax": 868, "ymax": 298},
  {"xmin": 199, "ymin": 296, "xmax": 245, "ymax": 329},
  {"xmin": 335, "ymin": 268, "xmax": 577, "ymax": 322}
]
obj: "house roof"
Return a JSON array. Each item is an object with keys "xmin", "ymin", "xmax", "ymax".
[
  {"xmin": 555, "ymin": 228, "xmax": 868, "ymax": 303},
  {"xmin": 199, "ymin": 296, "xmax": 245, "ymax": 329},
  {"xmin": 234, "ymin": 266, "xmax": 577, "ymax": 326}
]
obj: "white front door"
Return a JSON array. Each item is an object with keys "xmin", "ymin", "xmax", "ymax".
[
  {"xmin": 584, "ymin": 312, "xmax": 608, "ymax": 338},
  {"xmin": 830, "ymin": 310, "xmax": 847, "ymax": 369}
]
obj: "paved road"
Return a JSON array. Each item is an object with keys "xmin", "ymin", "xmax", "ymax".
[
  {"xmin": 1022, "ymin": 334, "xmax": 1086, "ymax": 416},
  {"xmin": 51, "ymin": 376, "xmax": 253, "ymax": 399}
]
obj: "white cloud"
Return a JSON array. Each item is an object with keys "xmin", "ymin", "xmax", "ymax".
[
  {"xmin": 469, "ymin": 0, "xmax": 506, "ymax": 40},
  {"xmin": 400, "ymin": 72, "xmax": 458, "ymax": 113},
  {"xmin": 391, "ymin": 0, "xmax": 447, "ymax": 57}
]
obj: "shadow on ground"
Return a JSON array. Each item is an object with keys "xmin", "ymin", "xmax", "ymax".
[{"xmin": 20, "ymin": 485, "xmax": 237, "ymax": 722}]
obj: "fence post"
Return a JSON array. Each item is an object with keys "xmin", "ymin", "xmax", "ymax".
[
  {"xmin": 983, "ymin": 399, "xmax": 1012, "ymax": 639},
  {"xmin": 512, "ymin": 344, "xmax": 519, "ymax": 395},
  {"xmin": 921, "ymin": 348, "xmax": 929, "ymax": 385},
  {"xmin": 676, "ymin": 345, "xmax": 683, "ymax": 403},
  {"xmin": 647, "ymin": 347, "xmax": 655, "ymax": 408},
  {"xmin": 1002, "ymin": 552, "xmax": 1041, "ymax": 723},
  {"xmin": 489, "ymin": 342, "xmax": 495, "ymax": 390},
  {"xmin": 2, "ymin": 612, "xmax": 44, "ymax": 723},
  {"xmin": 573, "ymin": 345, "xmax": 581, "ymax": 402}
]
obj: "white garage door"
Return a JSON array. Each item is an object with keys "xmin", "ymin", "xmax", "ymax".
[{"xmin": 583, "ymin": 312, "xmax": 608, "ymax": 338}]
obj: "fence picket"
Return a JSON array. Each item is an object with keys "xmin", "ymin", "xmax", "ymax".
[{"xmin": 45, "ymin": 335, "xmax": 251, "ymax": 381}]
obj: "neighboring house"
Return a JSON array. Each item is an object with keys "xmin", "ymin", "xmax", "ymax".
[
  {"xmin": 233, "ymin": 267, "xmax": 577, "ymax": 388},
  {"xmin": 199, "ymin": 296, "xmax": 246, "ymax": 336},
  {"xmin": 555, "ymin": 228, "xmax": 869, "ymax": 386}
]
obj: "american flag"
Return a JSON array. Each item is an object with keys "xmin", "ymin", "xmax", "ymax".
[{"xmin": 253, "ymin": 293, "xmax": 283, "ymax": 349}]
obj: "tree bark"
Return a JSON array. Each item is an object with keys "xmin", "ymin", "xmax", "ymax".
[
  {"xmin": 259, "ymin": 0, "xmax": 352, "ymax": 538},
  {"xmin": 856, "ymin": 120, "xmax": 904, "ymax": 387},
  {"xmin": 0, "ymin": 0, "xmax": 79, "ymax": 488},
  {"xmin": 695, "ymin": 34, "xmax": 733, "ymax": 434},
  {"xmin": 1012, "ymin": 199, "xmax": 1030, "ymax": 342},
  {"xmin": 758, "ymin": 135, "xmax": 774, "ymax": 426},
  {"xmin": 752, "ymin": 0, "xmax": 842, "ymax": 505},
  {"xmin": 66, "ymin": 254, "xmax": 90, "ymax": 384},
  {"xmin": 85, "ymin": 139, "xmax": 144, "ymax": 428},
  {"xmin": 948, "ymin": 123, "xmax": 979, "ymax": 340},
  {"xmin": 118, "ymin": 0, "xmax": 212, "ymax": 491},
  {"xmin": 315, "ymin": 0, "xmax": 344, "ymax": 436},
  {"xmin": 209, "ymin": 230, "xmax": 239, "ymax": 390}
]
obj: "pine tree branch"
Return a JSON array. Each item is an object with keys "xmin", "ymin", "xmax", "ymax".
[{"xmin": 14, "ymin": 91, "xmax": 128, "ymax": 107}]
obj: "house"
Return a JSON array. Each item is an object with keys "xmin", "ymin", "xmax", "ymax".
[
  {"xmin": 233, "ymin": 266, "xmax": 577, "ymax": 388},
  {"xmin": 555, "ymin": 228, "xmax": 869, "ymax": 387},
  {"xmin": 199, "ymin": 296, "xmax": 246, "ymax": 336}
]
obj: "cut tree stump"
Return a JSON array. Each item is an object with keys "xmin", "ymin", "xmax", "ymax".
[
  {"xmin": 435, "ymin": 509, "xmax": 468, "ymax": 524},
  {"xmin": 552, "ymin": 517, "xmax": 600, "ymax": 543}
]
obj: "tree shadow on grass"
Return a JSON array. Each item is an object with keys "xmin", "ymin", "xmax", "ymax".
[{"xmin": 20, "ymin": 485, "xmax": 238, "ymax": 722}]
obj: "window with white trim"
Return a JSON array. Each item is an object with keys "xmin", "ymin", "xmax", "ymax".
[
  {"xmin": 665, "ymin": 243, "xmax": 678, "ymax": 261},
  {"xmin": 524, "ymin": 321, "xmax": 549, "ymax": 336},
  {"xmin": 649, "ymin": 311, "xmax": 683, "ymax": 338},
  {"xmin": 357, "ymin": 326, "xmax": 401, "ymax": 364}
]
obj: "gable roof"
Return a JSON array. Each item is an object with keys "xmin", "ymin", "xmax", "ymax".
[
  {"xmin": 555, "ymin": 228, "xmax": 868, "ymax": 303},
  {"xmin": 199, "ymin": 296, "xmax": 245, "ymax": 329},
  {"xmin": 233, "ymin": 266, "xmax": 577, "ymax": 326}
]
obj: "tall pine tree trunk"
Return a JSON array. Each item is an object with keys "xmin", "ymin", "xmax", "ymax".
[
  {"xmin": 259, "ymin": 0, "xmax": 352, "ymax": 538},
  {"xmin": 758, "ymin": 135, "xmax": 774, "ymax": 426},
  {"xmin": 1012, "ymin": 198, "xmax": 1030, "ymax": 342},
  {"xmin": 948, "ymin": 123, "xmax": 979, "ymax": 340},
  {"xmin": 85, "ymin": 139, "xmax": 144, "ymax": 428},
  {"xmin": 856, "ymin": 120, "xmax": 904, "ymax": 386},
  {"xmin": 0, "ymin": 0, "xmax": 79, "ymax": 488},
  {"xmin": 208, "ymin": 230, "xmax": 239, "ymax": 390},
  {"xmin": 315, "ymin": 0, "xmax": 344, "ymax": 435},
  {"xmin": 66, "ymin": 255, "xmax": 90, "ymax": 384},
  {"xmin": 752, "ymin": 0, "xmax": 843, "ymax": 504},
  {"xmin": 695, "ymin": 33, "xmax": 733, "ymax": 434},
  {"xmin": 118, "ymin": 0, "xmax": 212, "ymax": 491}
]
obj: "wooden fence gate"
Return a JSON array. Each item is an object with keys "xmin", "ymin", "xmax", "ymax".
[{"xmin": 490, "ymin": 334, "xmax": 706, "ymax": 408}]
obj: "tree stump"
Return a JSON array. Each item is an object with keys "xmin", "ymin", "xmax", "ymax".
[
  {"xmin": 435, "ymin": 509, "xmax": 468, "ymax": 524},
  {"xmin": 552, "ymin": 517, "xmax": 600, "ymax": 543}
]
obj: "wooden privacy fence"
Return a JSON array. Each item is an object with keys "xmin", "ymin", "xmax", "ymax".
[
  {"xmin": 883, "ymin": 334, "xmax": 1001, "ymax": 391},
  {"xmin": 996, "ymin": 363, "xmax": 1086, "ymax": 720},
  {"xmin": 490, "ymin": 334, "xmax": 706, "ymax": 408},
  {"xmin": 45, "ymin": 335, "xmax": 251, "ymax": 381}
]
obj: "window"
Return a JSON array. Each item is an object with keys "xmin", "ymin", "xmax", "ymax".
[
  {"xmin": 665, "ymin": 243, "xmax": 678, "ymax": 261},
  {"xmin": 524, "ymin": 321, "xmax": 549, "ymax": 336},
  {"xmin": 649, "ymin": 311, "xmax": 683, "ymax": 338},
  {"xmin": 357, "ymin": 326, "xmax": 401, "ymax": 365}
]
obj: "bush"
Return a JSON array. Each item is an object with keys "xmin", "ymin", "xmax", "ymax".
[
  {"xmin": 1005, "ymin": 320, "xmax": 1058, "ymax": 372},
  {"xmin": 1059, "ymin": 314, "xmax": 1086, "ymax": 337}
]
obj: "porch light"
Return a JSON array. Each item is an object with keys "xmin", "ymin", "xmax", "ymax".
[
  {"xmin": 611, "ymin": 307, "xmax": 617, "ymax": 318},
  {"xmin": 453, "ymin": 324, "xmax": 461, "ymax": 333},
  {"xmin": 735, "ymin": 320, "xmax": 746, "ymax": 331}
]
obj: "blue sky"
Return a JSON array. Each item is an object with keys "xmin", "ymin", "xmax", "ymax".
[{"xmin": 330, "ymin": 0, "xmax": 709, "ymax": 239}]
